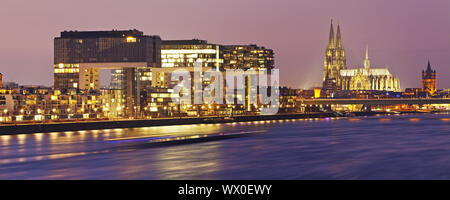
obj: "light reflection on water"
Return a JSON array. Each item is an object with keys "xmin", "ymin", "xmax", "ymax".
[
  {"xmin": 0, "ymin": 113, "xmax": 450, "ymax": 179},
  {"xmin": 155, "ymin": 143, "xmax": 222, "ymax": 179}
]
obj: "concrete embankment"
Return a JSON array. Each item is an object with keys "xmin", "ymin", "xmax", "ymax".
[{"xmin": 0, "ymin": 112, "xmax": 384, "ymax": 135}]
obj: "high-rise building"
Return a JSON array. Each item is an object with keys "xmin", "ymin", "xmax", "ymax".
[
  {"xmin": 422, "ymin": 60, "xmax": 437, "ymax": 95},
  {"xmin": 54, "ymin": 29, "xmax": 161, "ymax": 116},
  {"xmin": 54, "ymin": 29, "xmax": 161, "ymax": 90},
  {"xmin": 155, "ymin": 39, "xmax": 276, "ymax": 115},
  {"xmin": 222, "ymin": 45, "xmax": 274, "ymax": 71},
  {"xmin": 160, "ymin": 39, "xmax": 223, "ymax": 69}
]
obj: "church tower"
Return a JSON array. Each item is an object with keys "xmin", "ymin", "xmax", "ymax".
[
  {"xmin": 364, "ymin": 45, "xmax": 370, "ymax": 69},
  {"xmin": 335, "ymin": 23, "xmax": 347, "ymax": 72},
  {"xmin": 323, "ymin": 19, "xmax": 335, "ymax": 83},
  {"xmin": 323, "ymin": 20, "xmax": 347, "ymax": 94},
  {"xmin": 422, "ymin": 60, "xmax": 437, "ymax": 95}
]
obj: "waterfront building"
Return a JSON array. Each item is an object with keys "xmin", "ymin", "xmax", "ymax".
[
  {"xmin": 422, "ymin": 60, "xmax": 437, "ymax": 96},
  {"xmin": 279, "ymin": 87, "xmax": 301, "ymax": 113},
  {"xmin": 222, "ymin": 45, "xmax": 274, "ymax": 71},
  {"xmin": 54, "ymin": 29, "xmax": 161, "ymax": 116},
  {"xmin": 156, "ymin": 39, "xmax": 275, "ymax": 115},
  {"xmin": 0, "ymin": 93, "xmax": 14, "ymax": 122},
  {"xmin": 161, "ymin": 39, "xmax": 223, "ymax": 69},
  {"xmin": 100, "ymin": 89, "xmax": 125, "ymax": 118},
  {"xmin": 0, "ymin": 86, "xmax": 104, "ymax": 122},
  {"xmin": 322, "ymin": 20, "xmax": 401, "ymax": 94},
  {"xmin": 142, "ymin": 88, "xmax": 180, "ymax": 118},
  {"xmin": 151, "ymin": 66, "xmax": 229, "ymax": 116}
]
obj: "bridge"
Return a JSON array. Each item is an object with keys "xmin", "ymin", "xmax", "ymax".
[{"xmin": 300, "ymin": 98, "xmax": 450, "ymax": 106}]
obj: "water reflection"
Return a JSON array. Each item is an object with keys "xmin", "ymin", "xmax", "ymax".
[
  {"xmin": 155, "ymin": 142, "xmax": 222, "ymax": 179},
  {"xmin": 1, "ymin": 135, "xmax": 10, "ymax": 145},
  {"xmin": 0, "ymin": 113, "xmax": 449, "ymax": 179}
]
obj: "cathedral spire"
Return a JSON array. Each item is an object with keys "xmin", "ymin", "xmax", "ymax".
[
  {"xmin": 427, "ymin": 59, "xmax": 432, "ymax": 71},
  {"xmin": 364, "ymin": 45, "xmax": 370, "ymax": 69},
  {"xmin": 366, "ymin": 45, "xmax": 369, "ymax": 59},
  {"xmin": 336, "ymin": 22, "xmax": 343, "ymax": 48},
  {"xmin": 328, "ymin": 19, "xmax": 335, "ymax": 48}
]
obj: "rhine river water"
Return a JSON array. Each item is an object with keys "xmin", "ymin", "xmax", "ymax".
[{"xmin": 1, "ymin": 113, "xmax": 450, "ymax": 179}]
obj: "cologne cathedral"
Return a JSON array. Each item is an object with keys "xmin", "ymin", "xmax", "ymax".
[{"xmin": 322, "ymin": 20, "xmax": 401, "ymax": 95}]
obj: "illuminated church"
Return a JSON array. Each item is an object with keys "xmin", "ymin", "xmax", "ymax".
[
  {"xmin": 322, "ymin": 20, "xmax": 401, "ymax": 94},
  {"xmin": 422, "ymin": 60, "xmax": 437, "ymax": 95}
]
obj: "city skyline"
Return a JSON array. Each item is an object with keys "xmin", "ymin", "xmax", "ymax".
[{"xmin": 1, "ymin": 0, "xmax": 450, "ymax": 89}]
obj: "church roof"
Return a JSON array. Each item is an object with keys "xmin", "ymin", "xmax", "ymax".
[{"xmin": 340, "ymin": 67, "xmax": 392, "ymax": 77}]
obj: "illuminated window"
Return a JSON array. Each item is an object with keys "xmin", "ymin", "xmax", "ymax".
[{"xmin": 126, "ymin": 37, "xmax": 137, "ymax": 43}]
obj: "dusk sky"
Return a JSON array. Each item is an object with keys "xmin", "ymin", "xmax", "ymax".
[{"xmin": 1, "ymin": 0, "xmax": 450, "ymax": 89}]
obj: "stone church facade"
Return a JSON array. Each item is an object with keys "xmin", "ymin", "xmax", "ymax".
[{"xmin": 322, "ymin": 20, "xmax": 401, "ymax": 95}]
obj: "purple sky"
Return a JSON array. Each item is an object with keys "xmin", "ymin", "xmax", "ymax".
[{"xmin": 1, "ymin": 0, "xmax": 450, "ymax": 89}]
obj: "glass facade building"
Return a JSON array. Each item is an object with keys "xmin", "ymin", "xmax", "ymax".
[
  {"xmin": 161, "ymin": 39, "xmax": 223, "ymax": 69},
  {"xmin": 54, "ymin": 29, "xmax": 160, "ymax": 65},
  {"xmin": 53, "ymin": 29, "xmax": 161, "ymax": 90},
  {"xmin": 54, "ymin": 29, "xmax": 161, "ymax": 117},
  {"xmin": 222, "ymin": 45, "xmax": 274, "ymax": 71}
]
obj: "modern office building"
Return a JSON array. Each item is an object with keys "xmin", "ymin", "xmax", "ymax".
[
  {"xmin": 422, "ymin": 60, "xmax": 437, "ymax": 95},
  {"xmin": 222, "ymin": 45, "xmax": 274, "ymax": 71},
  {"xmin": 154, "ymin": 39, "xmax": 224, "ymax": 91},
  {"xmin": 160, "ymin": 39, "xmax": 223, "ymax": 69},
  {"xmin": 54, "ymin": 29, "xmax": 161, "ymax": 90},
  {"xmin": 155, "ymin": 39, "xmax": 276, "ymax": 114},
  {"xmin": 54, "ymin": 29, "xmax": 161, "ymax": 116}
]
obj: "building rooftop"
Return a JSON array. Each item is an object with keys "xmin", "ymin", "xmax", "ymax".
[
  {"xmin": 162, "ymin": 39, "xmax": 208, "ymax": 45},
  {"xmin": 59, "ymin": 29, "xmax": 145, "ymax": 38}
]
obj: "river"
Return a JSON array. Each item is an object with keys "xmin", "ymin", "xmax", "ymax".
[{"xmin": 1, "ymin": 113, "xmax": 450, "ymax": 179}]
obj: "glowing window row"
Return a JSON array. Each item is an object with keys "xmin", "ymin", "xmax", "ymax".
[
  {"xmin": 54, "ymin": 68, "xmax": 80, "ymax": 73},
  {"xmin": 162, "ymin": 58, "xmax": 222, "ymax": 63},
  {"xmin": 55, "ymin": 63, "xmax": 79, "ymax": 69},
  {"xmin": 162, "ymin": 54, "xmax": 201, "ymax": 59},
  {"xmin": 161, "ymin": 49, "xmax": 217, "ymax": 54}
]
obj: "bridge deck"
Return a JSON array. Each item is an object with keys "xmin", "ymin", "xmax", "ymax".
[{"xmin": 301, "ymin": 98, "xmax": 450, "ymax": 105}]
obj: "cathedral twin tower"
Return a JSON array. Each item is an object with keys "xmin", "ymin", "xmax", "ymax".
[
  {"xmin": 323, "ymin": 20, "xmax": 346, "ymax": 83},
  {"xmin": 322, "ymin": 20, "xmax": 401, "ymax": 96}
]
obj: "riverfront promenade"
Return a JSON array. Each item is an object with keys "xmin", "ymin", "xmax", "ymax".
[{"xmin": 0, "ymin": 112, "xmax": 344, "ymax": 135}]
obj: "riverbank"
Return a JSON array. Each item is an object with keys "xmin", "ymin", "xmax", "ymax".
[{"xmin": 0, "ymin": 111, "xmax": 419, "ymax": 135}]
